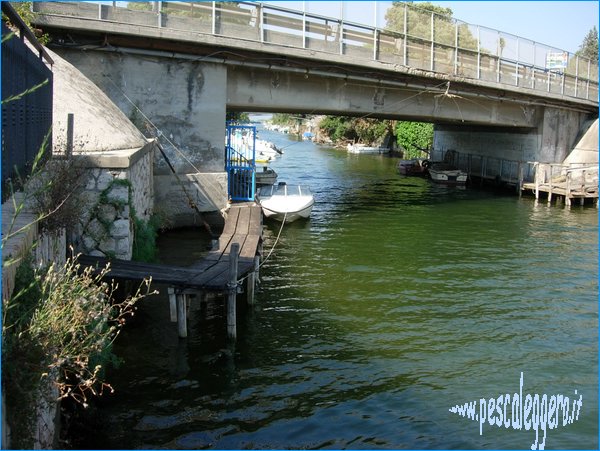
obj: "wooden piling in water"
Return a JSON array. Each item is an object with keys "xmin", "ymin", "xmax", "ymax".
[
  {"xmin": 177, "ymin": 292, "xmax": 187, "ymax": 338},
  {"xmin": 227, "ymin": 243, "xmax": 240, "ymax": 340},
  {"xmin": 76, "ymin": 203, "xmax": 263, "ymax": 340},
  {"xmin": 168, "ymin": 287, "xmax": 177, "ymax": 322},
  {"xmin": 246, "ymin": 255, "xmax": 260, "ymax": 306}
]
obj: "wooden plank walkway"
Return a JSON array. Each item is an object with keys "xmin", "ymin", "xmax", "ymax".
[{"xmin": 77, "ymin": 203, "xmax": 263, "ymax": 291}]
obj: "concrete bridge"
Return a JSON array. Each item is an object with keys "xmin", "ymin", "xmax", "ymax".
[{"xmin": 32, "ymin": 1, "xmax": 599, "ymax": 224}]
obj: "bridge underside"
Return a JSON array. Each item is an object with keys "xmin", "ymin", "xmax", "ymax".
[
  {"xmin": 48, "ymin": 39, "xmax": 595, "ymax": 224},
  {"xmin": 226, "ymin": 64, "xmax": 538, "ymax": 127}
]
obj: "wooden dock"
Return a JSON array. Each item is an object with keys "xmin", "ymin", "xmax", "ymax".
[
  {"xmin": 78, "ymin": 203, "xmax": 263, "ymax": 339},
  {"xmin": 521, "ymin": 163, "xmax": 599, "ymax": 206}
]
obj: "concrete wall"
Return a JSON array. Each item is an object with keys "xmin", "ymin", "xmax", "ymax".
[
  {"xmin": 54, "ymin": 49, "xmax": 229, "ymax": 225},
  {"xmin": 564, "ymin": 119, "xmax": 599, "ymax": 164},
  {"xmin": 433, "ymin": 108, "xmax": 592, "ymax": 163}
]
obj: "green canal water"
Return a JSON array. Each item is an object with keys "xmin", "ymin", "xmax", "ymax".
[{"xmin": 77, "ymin": 127, "xmax": 598, "ymax": 449}]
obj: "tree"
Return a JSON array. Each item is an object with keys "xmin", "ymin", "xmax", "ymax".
[
  {"xmin": 226, "ymin": 111, "xmax": 250, "ymax": 123},
  {"xmin": 395, "ymin": 121, "xmax": 433, "ymax": 159},
  {"xmin": 384, "ymin": 1, "xmax": 477, "ymax": 49},
  {"xmin": 577, "ymin": 26, "xmax": 598, "ymax": 64},
  {"xmin": 318, "ymin": 116, "xmax": 356, "ymax": 142}
]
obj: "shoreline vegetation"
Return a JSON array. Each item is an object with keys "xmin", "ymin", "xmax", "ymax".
[{"xmin": 264, "ymin": 113, "xmax": 434, "ymax": 160}]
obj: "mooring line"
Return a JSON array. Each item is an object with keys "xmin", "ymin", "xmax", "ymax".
[{"xmin": 236, "ymin": 211, "xmax": 287, "ymax": 285}]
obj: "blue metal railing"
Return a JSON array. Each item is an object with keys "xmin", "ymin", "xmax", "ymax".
[
  {"xmin": 1, "ymin": 16, "xmax": 53, "ymax": 202},
  {"xmin": 226, "ymin": 124, "xmax": 256, "ymax": 202}
]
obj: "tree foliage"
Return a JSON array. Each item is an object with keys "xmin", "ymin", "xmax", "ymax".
[
  {"xmin": 577, "ymin": 26, "xmax": 598, "ymax": 64},
  {"xmin": 318, "ymin": 116, "xmax": 394, "ymax": 145},
  {"xmin": 395, "ymin": 121, "xmax": 434, "ymax": 159},
  {"xmin": 353, "ymin": 118, "xmax": 392, "ymax": 144},
  {"xmin": 226, "ymin": 111, "xmax": 250, "ymax": 123},
  {"xmin": 384, "ymin": 1, "xmax": 478, "ymax": 50},
  {"xmin": 4, "ymin": 2, "xmax": 50, "ymax": 44},
  {"xmin": 318, "ymin": 116, "xmax": 356, "ymax": 142}
]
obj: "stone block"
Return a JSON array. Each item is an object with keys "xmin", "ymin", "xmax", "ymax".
[
  {"xmin": 84, "ymin": 171, "xmax": 97, "ymax": 191},
  {"xmin": 115, "ymin": 237, "xmax": 130, "ymax": 255},
  {"xmin": 96, "ymin": 171, "xmax": 115, "ymax": 191},
  {"xmin": 100, "ymin": 236, "xmax": 116, "ymax": 249},
  {"xmin": 119, "ymin": 205, "xmax": 130, "ymax": 220},
  {"xmin": 86, "ymin": 218, "xmax": 108, "ymax": 241},
  {"xmin": 106, "ymin": 185, "xmax": 129, "ymax": 205},
  {"xmin": 82, "ymin": 235, "xmax": 97, "ymax": 252},
  {"xmin": 97, "ymin": 204, "xmax": 117, "ymax": 223},
  {"xmin": 111, "ymin": 219, "xmax": 131, "ymax": 238}
]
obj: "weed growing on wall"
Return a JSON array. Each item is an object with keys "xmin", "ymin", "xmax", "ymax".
[
  {"xmin": 132, "ymin": 212, "xmax": 161, "ymax": 263},
  {"xmin": 2, "ymin": 253, "xmax": 156, "ymax": 448}
]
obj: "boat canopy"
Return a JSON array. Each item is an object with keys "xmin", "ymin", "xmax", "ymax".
[{"xmin": 258, "ymin": 183, "xmax": 312, "ymax": 198}]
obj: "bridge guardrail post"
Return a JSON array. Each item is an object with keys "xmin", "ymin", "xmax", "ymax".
[
  {"xmin": 258, "ymin": 4, "xmax": 264, "ymax": 43},
  {"xmin": 211, "ymin": 1, "xmax": 216, "ymax": 35},
  {"xmin": 157, "ymin": 1, "xmax": 162, "ymax": 28},
  {"xmin": 574, "ymin": 56, "xmax": 579, "ymax": 98},
  {"xmin": 430, "ymin": 12, "xmax": 434, "ymax": 72},
  {"xmin": 403, "ymin": 4, "xmax": 407, "ymax": 66},
  {"xmin": 476, "ymin": 25, "xmax": 481, "ymax": 80}
]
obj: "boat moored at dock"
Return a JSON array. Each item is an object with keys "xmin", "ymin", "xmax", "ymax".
[
  {"xmin": 428, "ymin": 163, "xmax": 468, "ymax": 185},
  {"xmin": 257, "ymin": 182, "xmax": 314, "ymax": 222}
]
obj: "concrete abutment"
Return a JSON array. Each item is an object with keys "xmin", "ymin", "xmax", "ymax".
[{"xmin": 53, "ymin": 49, "xmax": 229, "ymax": 227}]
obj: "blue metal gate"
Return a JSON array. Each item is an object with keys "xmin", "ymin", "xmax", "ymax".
[{"xmin": 226, "ymin": 124, "xmax": 256, "ymax": 201}]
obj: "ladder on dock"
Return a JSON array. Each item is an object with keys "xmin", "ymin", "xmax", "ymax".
[{"xmin": 78, "ymin": 203, "xmax": 263, "ymax": 339}]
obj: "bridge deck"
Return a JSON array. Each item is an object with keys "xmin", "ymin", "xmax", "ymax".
[{"xmin": 77, "ymin": 203, "xmax": 262, "ymax": 291}]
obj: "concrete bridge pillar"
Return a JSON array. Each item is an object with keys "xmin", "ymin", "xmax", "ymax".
[
  {"xmin": 433, "ymin": 106, "xmax": 593, "ymax": 164},
  {"xmin": 53, "ymin": 49, "xmax": 229, "ymax": 227}
]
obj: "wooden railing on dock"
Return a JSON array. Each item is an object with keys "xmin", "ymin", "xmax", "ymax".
[
  {"xmin": 436, "ymin": 149, "xmax": 599, "ymax": 206},
  {"xmin": 521, "ymin": 162, "xmax": 599, "ymax": 206},
  {"xmin": 77, "ymin": 203, "xmax": 263, "ymax": 339}
]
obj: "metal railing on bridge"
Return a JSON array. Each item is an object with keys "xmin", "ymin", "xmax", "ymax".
[{"xmin": 32, "ymin": 1, "xmax": 598, "ymax": 103}]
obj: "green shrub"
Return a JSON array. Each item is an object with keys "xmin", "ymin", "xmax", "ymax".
[{"xmin": 132, "ymin": 214, "xmax": 161, "ymax": 263}]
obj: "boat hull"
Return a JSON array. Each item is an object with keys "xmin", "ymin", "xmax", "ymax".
[
  {"xmin": 347, "ymin": 143, "xmax": 388, "ymax": 154},
  {"xmin": 261, "ymin": 199, "xmax": 314, "ymax": 222},
  {"xmin": 255, "ymin": 168, "xmax": 278, "ymax": 186},
  {"xmin": 257, "ymin": 184, "xmax": 315, "ymax": 222},
  {"xmin": 428, "ymin": 168, "xmax": 468, "ymax": 184},
  {"xmin": 397, "ymin": 159, "xmax": 429, "ymax": 176}
]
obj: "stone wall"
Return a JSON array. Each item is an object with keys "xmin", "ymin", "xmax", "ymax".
[
  {"xmin": 73, "ymin": 140, "xmax": 155, "ymax": 260},
  {"xmin": 2, "ymin": 196, "xmax": 67, "ymax": 450}
]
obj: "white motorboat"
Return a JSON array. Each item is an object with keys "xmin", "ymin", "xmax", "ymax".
[
  {"xmin": 347, "ymin": 143, "xmax": 388, "ymax": 154},
  {"xmin": 428, "ymin": 163, "xmax": 468, "ymax": 184},
  {"xmin": 255, "ymin": 139, "xmax": 282, "ymax": 163},
  {"xmin": 257, "ymin": 182, "xmax": 314, "ymax": 222}
]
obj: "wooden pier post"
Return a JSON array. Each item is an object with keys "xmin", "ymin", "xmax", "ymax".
[
  {"xmin": 176, "ymin": 292, "xmax": 188, "ymax": 338},
  {"xmin": 168, "ymin": 287, "xmax": 177, "ymax": 322},
  {"xmin": 246, "ymin": 255, "xmax": 260, "ymax": 306},
  {"xmin": 227, "ymin": 243, "xmax": 240, "ymax": 340}
]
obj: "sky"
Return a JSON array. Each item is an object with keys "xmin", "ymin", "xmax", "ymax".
[{"xmin": 264, "ymin": 1, "xmax": 599, "ymax": 53}]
